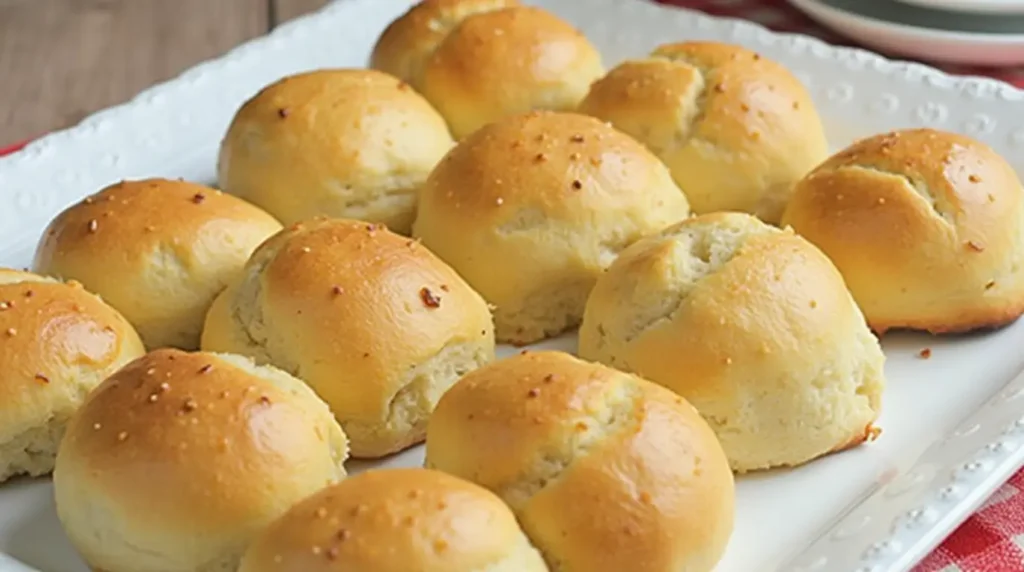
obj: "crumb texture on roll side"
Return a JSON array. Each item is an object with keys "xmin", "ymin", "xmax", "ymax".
[
  {"xmin": 370, "ymin": 0, "xmax": 520, "ymax": 89},
  {"xmin": 239, "ymin": 468, "xmax": 548, "ymax": 572},
  {"xmin": 578, "ymin": 41, "xmax": 828, "ymax": 224},
  {"xmin": 32, "ymin": 178, "xmax": 283, "ymax": 350},
  {"xmin": 425, "ymin": 350, "xmax": 734, "ymax": 572},
  {"xmin": 53, "ymin": 348, "xmax": 348, "ymax": 572},
  {"xmin": 0, "ymin": 268, "xmax": 145, "ymax": 483},
  {"xmin": 578, "ymin": 212, "xmax": 885, "ymax": 473},
  {"xmin": 217, "ymin": 68, "xmax": 454, "ymax": 234},
  {"xmin": 201, "ymin": 217, "xmax": 495, "ymax": 458},
  {"xmin": 412, "ymin": 111, "xmax": 690, "ymax": 345},
  {"xmin": 781, "ymin": 128, "xmax": 1024, "ymax": 335},
  {"xmin": 373, "ymin": 0, "xmax": 604, "ymax": 139}
]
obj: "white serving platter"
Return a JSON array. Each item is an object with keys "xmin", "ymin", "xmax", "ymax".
[{"xmin": 3, "ymin": 1, "xmax": 1024, "ymax": 571}]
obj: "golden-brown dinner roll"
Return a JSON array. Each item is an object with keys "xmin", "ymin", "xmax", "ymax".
[
  {"xmin": 426, "ymin": 351, "xmax": 734, "ymax": 572},
  {"xmin": 217, "ymin": 69, "xmax": 453, "ymax": 234},
  {"xmin": 578, "ymin": 41, "xmax": 828, "ymax": 224},
  {"xmin": 33, "ymin": 178, "xmax": 282, "ymax": 350},
  {"xmin": 238, "ymin": 468, "xmax": 548, "ymax": 572},
  {"xmin": 0, "ymin": 269, "xmax": 144, "ymax": 483},
  {"xmin": 54, "ymin": 349, "xmax": 348, "ymax": 572},
  {"xmin": 781, "ymin": 128, "xmax": 1024, "ymax": 334},
  {"xmin": 413, "ymin": 111, "xmax": 690, "ymax": 345},
  {"xmin": 371, "ymin": 1, "xmax": 604, "ymax": 139},
  {"xmin": 371, "ymin": 0, "xmax": 519, "ymax": 87},
  {"xmin": 201, "ymin": 218, "xmax": 494, "ymax": 458},
  {"xmin": 578, "ymin": 212, "xmax": 886, "ymax": 472}
]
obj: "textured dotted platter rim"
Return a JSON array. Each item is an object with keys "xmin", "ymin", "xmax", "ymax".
[{"xmin": 3, "ymin": 1, "xmax": 1024, "ymax": 572}]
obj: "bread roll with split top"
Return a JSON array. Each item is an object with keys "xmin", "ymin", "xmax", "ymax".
[
  {"xmin": 578, "ymin": 212, "xmax": 886, "ymax": 472},
  {"xmin": 372, "ymin": 1, "xmax": 604, "ymax": 139},
  {"xmin": 781, "ymin": 128, "xmax": 1024, "ymax": 334},
  {"xmin": 578, "ymin": 41, "xmax": 828, "ymax": 224},
  {"xmin": 426, "ymin": 350, "xmax": 734, "ymax": 572}
]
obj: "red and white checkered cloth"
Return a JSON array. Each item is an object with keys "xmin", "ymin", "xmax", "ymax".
[
  {"xmin": 651, "ymin": 2, "xmax": 1024, "ymax": 571},
  {"xmin": 3, "ymin": 3, "xmax": 1024, "ymax": 569}
]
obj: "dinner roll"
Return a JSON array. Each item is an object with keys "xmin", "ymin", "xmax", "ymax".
[
  {"xmin": 54, "ymin": 349, "xmax": 348, "ymax": 572},
  {"xmin": 371, "ymin": 0, "xmax": 519, "ymax": 87},
  {"xmin": 202, "ymin": 218, "xmax": 494, "ymax": 458},
  {"xmin": 372, "ymin": 1, "xmax": 604, "ymax": 139},
  {"xmin": 578, "ymin": 41, "xmax": 828, "ymax": 224},
  {"xmin": 781, "ymin": 128, "xmax": 1024, "ymax": 334},
  {"xmin": 217, "ymin": 69, "xmax": 453, "ymax": 234},
  {"xmin": 426, "ymin": 351, "xmax": 734, "ymax": 572},
  {"xmin": 413, "ymin": 111, "xmax": 690, "ymax": 345},
  {"xmin": 238, "ymin": 468, "xmax": 548, "ymax": 572},
  {"xmin": 578, "ymin": 212, "xmax": 886, "ymax": 472},
  {"xmin": 33, "ymin": 178, "xmax": 282, "ymax": 350},
  {"xmin": 0, "ymin": 269, "xmax": 144, "ymax": 484}
]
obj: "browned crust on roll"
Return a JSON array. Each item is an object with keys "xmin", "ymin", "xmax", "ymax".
[
  {"xmin": 370, "ymin": 0, "xmax": 520, "ymax": 89},
  {"xmin": 782, "ymin": 128, "xmax": 1024, "ymax": 337},
  {"xmin": 827, "ymin": 423, "xmax": 882, "ymax": 456},
  {"xmin": 871, "ymin": 302, "xmax": 1024, "ymax": 337}
]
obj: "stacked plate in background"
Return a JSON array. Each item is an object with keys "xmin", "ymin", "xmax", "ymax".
[{"xmin": 788, "ymin": 0, "xmax": 1024, "ymax": 65}]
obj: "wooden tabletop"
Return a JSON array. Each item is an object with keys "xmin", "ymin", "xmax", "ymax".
[{"xmin": 0, "ymin": 0, "xmax": 327, "ymax": 146}]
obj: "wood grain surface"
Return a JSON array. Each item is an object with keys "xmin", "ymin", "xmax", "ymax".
[{"xmin": 0, "ymin": 0, "xmax": 327, "ymax": 145}]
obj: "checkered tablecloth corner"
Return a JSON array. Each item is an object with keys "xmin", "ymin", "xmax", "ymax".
[
  {"xmin": 915, "ymin": 470, "xmax": 1024, "ymax": 572},
  {"xmin": 651, "ymin": 2, "xmax": 1024, "ymax": 570}
]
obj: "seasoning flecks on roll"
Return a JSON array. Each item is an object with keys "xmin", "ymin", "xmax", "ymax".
[
  {"xmin": 53, "ymin": 349, "xmax": 348, "ymax": 572},
  {"xmin": 782, "ymin": 128, "xmax": 1024, "ymax": 335},
  {"xmin": 201, "ymin": 218, "xmax": 495, "ymax": 459},
  {"xmin": 579, "ymin": 41, "xmax": 828, "ymax": 224},
  {"xmin": 32, "ymin": 178, "xmax": 283, "ymax": 350},
  {"xmin": 238, "ymin": 468, "xmax": 548, "ymax": 572},
  {"xmin": 412, "ymin": 111, "xmax": 691, "ymax": 345},
  {"xmin": 0, "ymin": 268, "xmax": 145, "ymax": 484},
  {"xmin": 372, "ymin": 0, "xmax": 604, "ymax": 139},
  {"xmin": 218, "ymin": 69, "xmax": 454, "ymax": 234},
  {"xmin": 426, "ymin": 350, "xmax": 734, "ymax": 572}
]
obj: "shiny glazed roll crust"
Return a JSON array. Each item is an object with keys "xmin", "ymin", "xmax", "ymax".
[
  {"xmin": 53, "ymin": 349, "xmax": 348, "ymax": 572},
  {"xmin": 781, "ymin": 128, "xmax": 1024, "ymax": 334},
  {"xmin": 238, "ymin": 468, "xmax": 548, "ymax": 572},
  {"xmin": 33, "ymin": 178, "xmax": 283, "ymax": 350},
  {"xmin": 370, "ymin": 0, "xmax": 519, "ymax": 88},
  {"xmin": 426, "ymin": 351, "xmax": 734, "ymax": 572},
  {"xmin": 372, "ymin": 1, "xmax": 605, "ymax": 139},
  {"xmin": 412, "ymin": 111, "xmax": 690, "ymax": 345},
  {"xmin": 201, "ymin": 218, "xmax": 495, "ymax": 458},
  {"xmin": 578, "ymin": 212, "xmax": 885, "ymax": 472},
  {"xmin": 217, "ymin": 69, "xmax": 454, "ymax": 234},
  {"xmin": 578, "ymin": 41, "xmax": 828, "ymax": 224},
  {"xmin": 0, "ymin": 269, "xmax": 145, "ymax": 483}
]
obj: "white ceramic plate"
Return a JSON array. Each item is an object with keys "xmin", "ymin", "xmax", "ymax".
[
  {"xmin": 895, "ymin": 0, "xmax": 1024, "ymax": 15},
  {"xmin": 788, "ymin": 0, "xmax": 1024, "ymax": 65},
  {"xmin": 3, "ymin": 1, "xmax": 1024, "ymax": 571}
]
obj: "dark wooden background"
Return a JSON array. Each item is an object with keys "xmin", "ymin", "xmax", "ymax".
[{"xmin": 0, "ymin": 0, "xmax": 328, "ymax": 146}]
